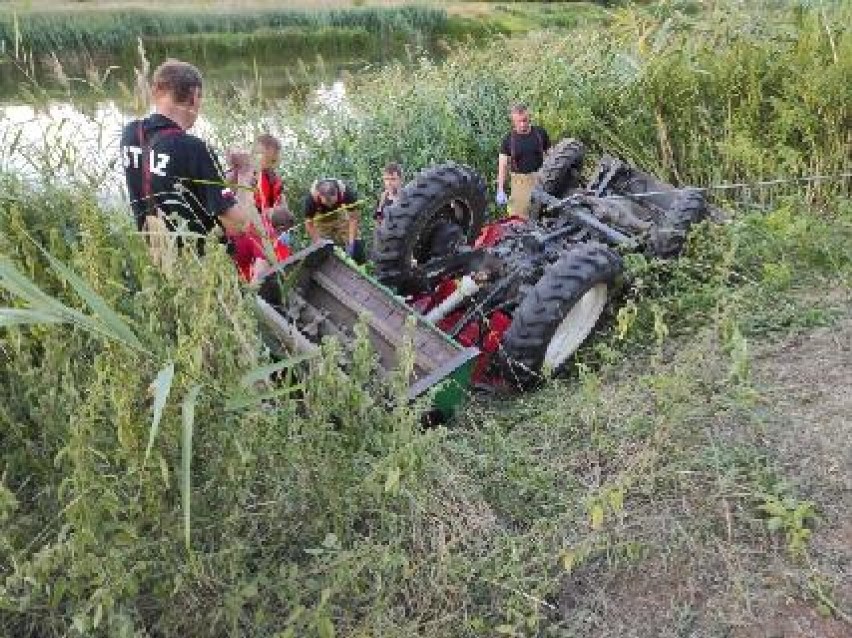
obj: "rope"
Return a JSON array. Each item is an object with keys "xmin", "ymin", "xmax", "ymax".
[
  {"xmin": 131, "ymin": 171, "xmax": 851, "ymax": 237},
  {"xmin": 597, "ymin": 171, "xmax": 852, "ymax": 201},
  {"xmin": 129, "ymin": 180, "xmax": 365, "ymax": 235}
]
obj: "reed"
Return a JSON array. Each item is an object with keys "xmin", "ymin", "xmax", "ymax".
[
  {"xmin": 0, "ymin": 6, "xmax": 449, "ymax": 54},
  {"xmin": 253, "ymin": 1, "xmax": 850, "ymax": 218}
]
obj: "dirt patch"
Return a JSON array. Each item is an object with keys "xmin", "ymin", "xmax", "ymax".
[
  {"xmin": 554, "ymin": 299, "xmax": 852, "ymax": 636},
  {"xmin": 752, "ymin": 313, "xmax": 852, "ymax": 506},
  {"xmin": 749, "ymin": 309, "xmax": 852, "ymax": 628},
  {"xmin": 730, "ymin": 600, "xmax": 850, "ymax": 638}
]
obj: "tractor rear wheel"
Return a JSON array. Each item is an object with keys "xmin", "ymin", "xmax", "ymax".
[
  {"xmin": 373, "ymin": 162, "xmax": 486, "ymax": 293},
  {"xmin": 529, "ymin": 138, "xmax": 586, "ymax": 218},
  {"xmin": 501, "ymin": 244, "xmax": 622, "ymax": 388},
  {"xmin": 648, "ymin": 189, "xmax": 708, "ymax": 257}
]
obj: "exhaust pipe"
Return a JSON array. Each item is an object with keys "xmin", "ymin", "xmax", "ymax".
[{"xmin": 425, "ymin": 275, "xmax": 480, "ymax": 323}]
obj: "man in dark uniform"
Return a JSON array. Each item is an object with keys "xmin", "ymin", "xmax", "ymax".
[
  {"xmin": 121, "ymin": 58, "xmax": 266, "ymax": 277},
  {"xmin": 303, "ymin": 178, "xmax": 364, "ymax": 262},
  {"xmin": 495, "ymin": 104, "xmax": 551, "ymax": 219}
]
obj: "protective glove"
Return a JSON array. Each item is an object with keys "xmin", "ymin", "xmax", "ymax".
[{"xmin": 495, "ymin": 190, "xmax": 508, "ymax": 206}]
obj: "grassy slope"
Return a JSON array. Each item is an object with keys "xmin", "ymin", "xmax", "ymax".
[
  {"xmin": 458, "ymin": 282, "xmax": 852, "ymax": 636},
  {"xmin": 6, "ymin": 0, "xmax": 404, "ymax": 8},
  {"xmin": 2, "ymin": 188, "xmax": 848, "ymax": 637},
  {"xmin": 441, "ymin": 190, "xmax": 852, "ymax": 634},
  {"xmin": 4, "ymin": 1, "xmax": 594, "ymax": 9},
  {"xmin": 0, "ymin": 2, "xmax": 608, "ymax": 39}
]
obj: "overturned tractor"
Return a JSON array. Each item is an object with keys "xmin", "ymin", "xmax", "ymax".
[
  {"xmin": 257, "ymin": 139, "xmax": 710, "ymax": 413},
  {"xmin": 371, "ymin": 139, "xmax": 708, "ymax": 387}
]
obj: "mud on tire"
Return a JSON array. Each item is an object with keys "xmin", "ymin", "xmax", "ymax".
[
  {"xmin": 373, "ymin": 162, "xmax": 486, "ymax": 292},
  {"xmin": 501, "ymin": 244, "xmax": 622, "ymax": 388}
]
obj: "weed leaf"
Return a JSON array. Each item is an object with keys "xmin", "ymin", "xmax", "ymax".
[
  {"xmin": 239, "ymin": 353, "xmax": 314, "ymax": 388},
  {"xmin": 0, "ymin": 257, "xmax": 73, "ymax": 312},
  {"xmin": 0, "ymin": 307, "xmax": 64, "ymax": 326},
  {"xmin": 560, "ymin": 549, "xmax": 578, "ymax": 572},
  {"xmin": 384, "ymin": 466, "xmax": 401, "ymax": 495},
  {"xmin": 181, "ymin": 384, "xmax": 200, "ymax": 551},
  {"xmin": 27, "ymin": 234, "xmax": 146, "ymax": 351},
  {"xmin": 1, "ymin": 255, "xmax": 143, "ymax": 349},
  {"xmin": 590, "ymin": 503, "xmax": 605, "ymax": 530},
  {"xmin": 144, "ymin": 362, "xmax": 175, "ymax": 467},
  {"xmin": 225, "ymin": 383, "xmax": 304, "ymax": 412},
  {"xmin": 317, "ymin": 616, "xmax": 335, "ymax": 638}
]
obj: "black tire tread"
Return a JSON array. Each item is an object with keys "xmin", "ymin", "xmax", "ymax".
[
  {"xmin": 373, "ymin": 162, "xmax": 486, "ymax": 290},
  {"xmin": 649, "ymin": 190, "xmax": 708, "ymax": 257},
  {"xmin": 501, "ymin": 244, "xmax": 622, "ymax": 388},
  {"xmin": 536, "ymin": 137, "xmax": 586, "ymax": 197},
  {"xmin": 529, "ymin": 138, "xmax": 586, "ymax": 218}
]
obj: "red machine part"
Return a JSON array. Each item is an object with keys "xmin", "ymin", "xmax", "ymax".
[
  {"xmin": 409, "ymin": 274, "xmax": 513, "ymax": 386},
  {"xmin": 407, "ymin": 218, "xmax": 526, "ymax": 386},
  {"xmin": 474, "ymin": 216, "xmax": 526, "ymax": 249}
]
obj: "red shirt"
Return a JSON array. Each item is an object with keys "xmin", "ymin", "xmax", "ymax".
[
  {"xmin": 254, "ymin": 169, "xmax": 283, "ymax": 211},
  {"xmin": 229, "ymin": 227, "xmax": 267, "ymax": 282},
  {"xmin": 226, "ymin": 167, "xmax": 291, "ymax": 281},
  {"xmin": 254, "ymin": 169, "xmax": 290, "ymax": 262}
]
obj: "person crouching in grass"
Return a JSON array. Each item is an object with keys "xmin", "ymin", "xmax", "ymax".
[{"xmin": 303, "ymin": 178, "xmax": 366, "ymax": 264}]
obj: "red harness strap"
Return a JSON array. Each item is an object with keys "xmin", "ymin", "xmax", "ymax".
[{"xmin": 255, "ymin": 169, "xmax": 283, "ymax": 211}]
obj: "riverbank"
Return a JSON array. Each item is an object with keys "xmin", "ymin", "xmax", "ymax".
[
  {"xmin": 0, "ymin": 2, "xmax": 610, "ymax": 55},
  {"xmin": 0, "ymin": 2, "xmax": 610, "ymax": 100}
]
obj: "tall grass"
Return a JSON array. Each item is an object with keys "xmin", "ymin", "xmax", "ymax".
[
  {"xmin": 1, "ymin": 181, "xmax": 848, "ymax": 637},
  {"xmin": 0, "ymin": 6, "xmax": 449, "ymax": 55},
  {"xmin": 1, "ymin": 2, "xmax": 851, "ymax": 636},
  {"xmin": 193, "ymin": 1, "xmax": 848, "ymax": 243},
  {"xmin": 144, "ymin": 26, "xmax": 382, "ymax": 62},
  {"xmin": 288, "ymin": 2, "xmax": 849, "ymax": 200}
]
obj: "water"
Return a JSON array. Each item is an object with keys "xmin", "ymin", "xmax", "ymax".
[
  {"xmin": 0, "ymin": 38, "xmax": 436, "ymax": 204},
  {"xmin": 0, "ymin": 36, "xmax": 399, "ymax": 101},
  {"xmin": 0, "ymin": 47, "xmax": 359, "ymax": 207}
]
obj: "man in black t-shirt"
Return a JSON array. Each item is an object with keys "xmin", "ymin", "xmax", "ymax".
[
  {"xmin": 495, "ymin": 104, "xmax": 551, "ymax": 219},
  {"xmin": 302, "ymin": 178, "xmax": 364, "ymax": 262},
  {"xmin": 121, "ymin": 59, "xmax": 266, "ymax": 277}
]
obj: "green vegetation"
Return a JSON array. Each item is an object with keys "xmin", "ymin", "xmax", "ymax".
[
  {"xmin": 0, "ymin": 2, "xmax": 613, "ymax": 99},
  {"xmin": 0, "ymin": 6, "xmax": 449, "ymax": 54},
  {"xmin": 144, "ymin": 27, "xmax": 376, "ymax": 61},
  {"xmin": 217, "ymin": 2, "xmax": 848, "ymax": 234},
  {"xmin": 445, "ymin": 1, "xmax": 611, "ymax": 38},
  {"xmin": 1, "ymin": 1, "xmax": 851, "ymax": 636}
]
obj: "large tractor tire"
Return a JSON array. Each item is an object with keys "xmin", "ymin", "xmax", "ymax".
[
  {"xmin": 501, "ymin": 244, "xmax": 622, "ymax": 388},
  {"xmin": 374, "ymin": 162, "xmax": 486, "ymax": 292},
  {"xmin": 648, "ymin": 189, "xmax": 708, "ymax": 258},
  {"xmin": 529, "ymin": 138, "xmax": 586, "ymax": 219}
]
